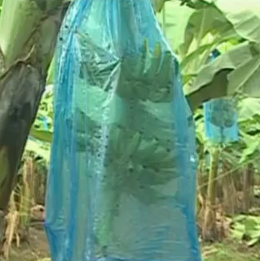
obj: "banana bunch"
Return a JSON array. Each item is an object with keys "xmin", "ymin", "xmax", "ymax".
[
  {"xmin": 94, "ymin": 123, "xmax": 179, "ymax": 255},
  {"xmin": 80, "ymin": 37, "xmax": 174, "ymax": 102},
  {"xmin": 69, "ymin": 38, "xmax": 178, "ymax": 252},
  {"xmin": 68, "ymin": 111, "xmax": 179, "ymax": 204},
  {"xmin": 67, "ymin": 107, "xmax": 178, "ymax": 204},
  {"xmin": 104, "ymin": 124, "xmax": 179, "ymax": 191},
  {"xmin": 67, "ymin": 104, "xmax": 179, "ymax": 256},
  {"xmin": 208, "ymin": 98, "xmax": 237, "ymax": 128},
  {"xmin": 117, "ymin": 39, "xmax": 174, "ymax": 102},
  {"xmin": 68, "ymin": 100, "xmax": 178, "ymax": 195}
]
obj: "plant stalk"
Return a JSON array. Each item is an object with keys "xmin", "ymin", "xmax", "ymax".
[
  {"xmin": 202, "ymin": 147, "xmax": 220, "ymax": 241},
  {"xmin": 0, "ymin": 0, "xmax": 69, "ymax": 228}
]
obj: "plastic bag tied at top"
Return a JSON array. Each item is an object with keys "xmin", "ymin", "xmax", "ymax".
[{"xmin": 45, "ymin": 1, "xmax": 201, "ymax": 260}]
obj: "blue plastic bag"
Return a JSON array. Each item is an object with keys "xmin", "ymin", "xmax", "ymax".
[
  {"xmin": 203, "ymin": 50, "xmax": 238, "ymax": 144},
  {"xmin": 204, "ymin": 97, "xmax": 239, "ymax": 144},
  {"xmin": 45, "ymin": 1, "xmax": 201, "ymax": 260}
]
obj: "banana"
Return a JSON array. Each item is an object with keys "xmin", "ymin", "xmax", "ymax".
[
  {"xmin": 131, "ymin": 185, "xmax": 167, "ymax": 205},
  {"xmin": 135, "ymin": 38, "xmax": 149, "ymax": 76},
  {"xmin": 145, "ymin": 41, "xmax": 162, "ymax": 79},
  {"xmin": 138, "ymin": 167, "xmax": 176, "ymax": 186},
  {"xmin": 146, "ymin": 147, "xmax": 170, "ymax": 163},
  {"xmin": 82, "ymin": 33, "xmax": 174, "ymax": 103},
  {"xmin": 135, "ymin": 142, "xmax": 176, "ymax": 170},
  {"xmin": 149, "ymin": 86, "xmax": 171, "ymax": 102},
  {"xmin": 143, "ymin": 38, "xmax": 150, "ymax": 62},
  {"xmin": 114, "ymin": 125, "xmax": 128, "ymax": 156},
  {"xmin": 119, "ymin": 131, "xmax": 142, "ymax": 163},
  {"xmin": 160, "ymin": 51, "xmax": 173, "ymax": 83},
  {"xmin": 134, "ymin": 80, "xmax": 150, "ymax": 100},
  {"xmin": 152, "ymin": 153, "xmax": 176, "ymax": 169},
  {"xmin": 135, "ymin": 140, "xmax": 159, "ymax": 162},
  {"xmin": 95, "ymin": 185, "xmax": 120, "ymax": 252},
  {"xmin": 109, "ymin": 125, "xmax": 121, "ymax": 155}
]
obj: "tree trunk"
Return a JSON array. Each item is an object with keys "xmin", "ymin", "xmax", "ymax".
[
  {"xmin": 243, "ymin": 163, "xmax": 254, "ymax": 213},
  {"xmin": 202, "ymin": 147, "xmax": 220, "ymax": 242},
  {"xmin": 0, "ymin": 0, "xmax": 69, "ymax": 237},
  {"xmin": 222, "ymin": 162, "xmax": 237, "ymax": 216},
  {"xmin": 196, "ymin": 161, "xmax": 205, "ymax": 235},
  {"xmin": 19, "ymin": 156, "xmax": 34, "ymax": 240}
]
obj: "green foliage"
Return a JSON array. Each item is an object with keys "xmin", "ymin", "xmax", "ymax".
[
  {"xmin": 158, "ymin": 0, "xmax": 260, "ymax": 111},
  {"xmin": 155, "ymin": 0, "xmax": 260, "ymax": 170},
  {"xmin": 27, "ymin": 0, "xmax": 260, "ymax": 174},
  {"xmin": 195, "ymin": 96, "xmax": 260, "ymax": 171},
  {"xmin": 188, "ymin": 0, "xmax": 260, "ymax": 100},
  {"xmin": 232, "ymin": 215, "xmax": 260, "ymax": 246},
  {"xmin": 30, "ymin": 85, "xmax": 54, "ymax": 143},
  {"xmin": 0, "ymin": 0, "xmax": 42, "ymax": 67},
  {"xmin": 157, "ymin": 1, "xmax": 194, "ymax": 50},
  {"xmin": 237, "ymin": 98, "xmax": 260, "ymax": 165},
  {"xmin": 215, "ymin": 0, "xmax": 260, "ymax": 43},
  {"xmin": 203, "ymin": 241, "xmax": 260, "ymax": 261}
]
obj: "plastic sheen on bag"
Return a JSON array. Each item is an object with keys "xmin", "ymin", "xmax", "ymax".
[{"xmin": 45, "ymin": 1, "xmax": 201, "ymax": 260}]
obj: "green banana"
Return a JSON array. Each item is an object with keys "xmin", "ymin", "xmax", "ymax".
[
  {"xmin": 147, "ymin": 147, "xmax": 170, "ymax": 163},
  {"xmin": 144, "ymin": 41, "xmax": 162, "ymax": 79},
  {"xmin": 81, "ymin": 37, "xmax": 174, "ymax": 103},
  {"xmin": 135, "ymin": 140, "xmax": 159, "ymax": 162},
  {"xmin": 139, "ymin": 38, "xmax": 149, "ymax": 75},
  {"xmin": 119, "ymin": 131, "xmax": 142, "ymax": 163}
]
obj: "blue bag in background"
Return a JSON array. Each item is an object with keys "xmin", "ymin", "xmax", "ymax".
[
  {"xmin": 45, "ymin": 0, "xmax": 201, "ymax": 260},
  {"xmin": 204, "ymin": 97, "xmax": 239, "ymax": 144},
  {"xmin": 203, "ymin": 50, "xmax": 238, "ymax": 144}
]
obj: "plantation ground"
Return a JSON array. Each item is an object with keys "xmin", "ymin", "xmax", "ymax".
[
  {"xmin": 0, "ymin": 228, "xmax": 50, "ymax": 261},
  {"xmin": 203, "ymin": 241, "xmax": 260, "ymax": 261},
  {"xmin": 1, "ymin": 226, "xmax": 260, "ymax": 261}
]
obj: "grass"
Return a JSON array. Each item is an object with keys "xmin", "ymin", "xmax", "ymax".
[{"xmin": 202, "ymin": 241, "xmax": 260, "ymax": 261}]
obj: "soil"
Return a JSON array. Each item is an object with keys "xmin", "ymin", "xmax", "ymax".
[
  {"xmin": 202, "ymin": 240, "xmax": 260, "ymax": 261},
  {"xmin": 1, "ymin": 227, "xmax": 260, "ymax": 261},
  {"xmin": 0, "ymin": 226, "xmax": 50, "ymax": 261}
]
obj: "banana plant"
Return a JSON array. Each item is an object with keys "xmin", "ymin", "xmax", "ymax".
[
  {"xmin": 157, "ymin": 0, "xmax": 260, "ymax": 111},
  {"xmin": 0, "ymin": 0, "xmax": 69, "ymax": 231},
  {"xmin": 185, "ymin": 0, "xmax": 260, "ymax": 109}
]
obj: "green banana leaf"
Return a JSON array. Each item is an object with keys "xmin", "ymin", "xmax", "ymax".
[
  {"xmin": 184, "ymin": 0, "xmax": 260, "ymax": 107},
  {"xmin": 238, "ymin": 97, "xmax": 260, "ymax": 121},
  {"xmin": 178, "ymin": 4, "xmax": 233, "ymax": 58},
  {"xmin": 30, "ymin": 127, "xmax": 53, "ymax": 143},
  {"xmin": 185, "ymin": 41, "xmax": 258, "ymax": 110},
  {"xmin": 228, "ymin": 53, "xmax": 260, "ymax": 97},
  {"xmin": 215, "ymin": 0, "xmax": 260, "ymax": 43},
  {"xmin": 156, "ymin": 1, "xmax": 194, "ymax": 51}
]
